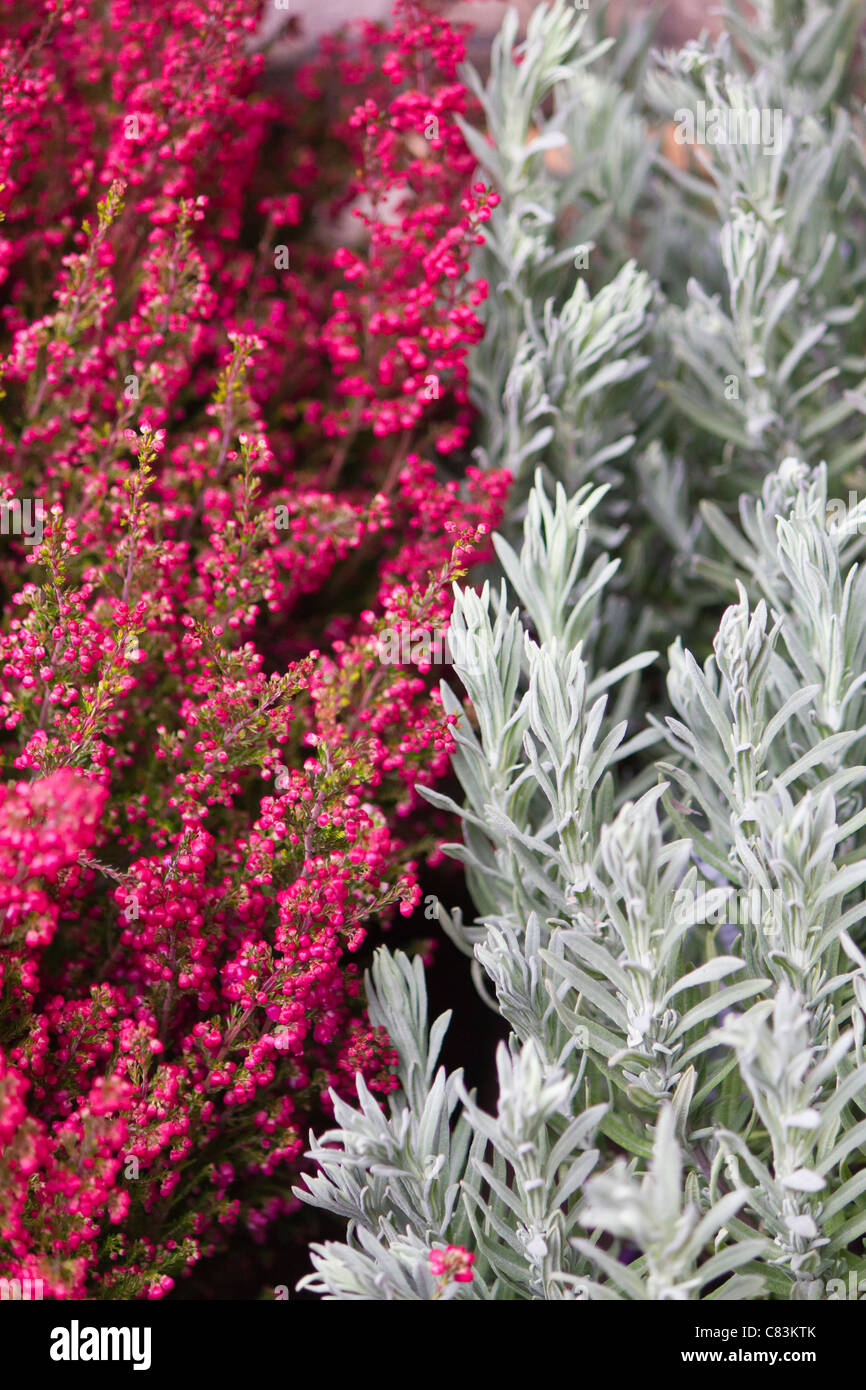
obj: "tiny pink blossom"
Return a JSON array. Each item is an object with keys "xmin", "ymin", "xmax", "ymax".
[{"xmin": 429, "ymin": 1244, "xmax": 475, "ymax": 1284}]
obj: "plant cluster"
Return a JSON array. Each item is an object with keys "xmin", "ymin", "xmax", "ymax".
[
  {"xmin": 6, "ymin": 0, "xmax": 866, "ymax": 1305},
  {"xmin": 0, "ymin": 0, "xmax": 508, "ymax": 1298}
]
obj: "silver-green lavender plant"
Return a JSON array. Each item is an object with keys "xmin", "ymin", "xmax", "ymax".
[
  {"xmin": 295, "ymin": 462, "xmax": 866, "ymax": 1300},
  {"xmin": 463, "ymin": 0, "xmax": 866, "ymax": 663},
  {"xmin": 461, "ymin": 0, "xmax": 659, "ymax": 500},
  {"xmin": 296, "ymin": 458, "xmax": 866, "ymax": 1301}
]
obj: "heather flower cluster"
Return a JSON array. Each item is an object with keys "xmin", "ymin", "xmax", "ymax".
[{"xmin": 0, "ymin": 0, "xmax": 508, "ymax": 1299}]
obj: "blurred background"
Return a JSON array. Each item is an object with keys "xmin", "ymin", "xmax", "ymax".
[{"xmin": 256, "ymin": 0, "xmax": 726, "ymax": 69}]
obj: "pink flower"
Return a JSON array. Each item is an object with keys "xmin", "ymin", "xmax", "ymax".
[
  {"xmin": 0, "ymin": 0, "xmax": 509, "ymax": 1298},
  {"xmin": 429, "ymin": 1244, "xmax": 475, "ymax": 1284}
]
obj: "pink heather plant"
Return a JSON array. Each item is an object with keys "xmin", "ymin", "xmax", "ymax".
[{"xmin": 0, "ymin": 0, "xmax": 508, "ymax": 1298}]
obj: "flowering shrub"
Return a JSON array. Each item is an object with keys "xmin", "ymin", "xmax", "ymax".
[{"xmin": 0, "ymin": 0, "xmax": 509, "ymax": 1298}]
